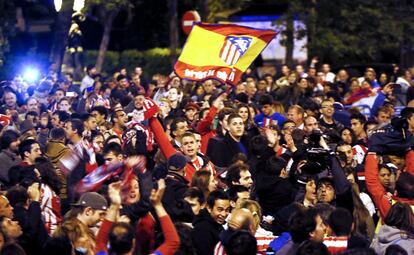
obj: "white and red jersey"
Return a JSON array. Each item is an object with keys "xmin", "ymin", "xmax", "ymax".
[
  {"xmin": 40, "ymin": 183, "xmax": 62, "ymax": 235},
  {"xmin": 352, "ymin": 144, "xmax": 368, "ymax": 165}
]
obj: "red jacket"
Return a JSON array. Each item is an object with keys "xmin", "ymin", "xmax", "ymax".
[
  {"xmin": 365, "ymin": 151, "xmax": 414, "ymax": 220},
  {"xmin": 149, "ymin": 117, "xmax": 197, "ymax": 182},
  {"xmin": 195, "ymin": 106, "xmax": 218, "ymax": 154}
]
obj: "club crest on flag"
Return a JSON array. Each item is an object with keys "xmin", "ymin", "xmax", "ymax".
[{"xmin": 219, "ymin": 36, "xmax": 252, "ymax": 66}]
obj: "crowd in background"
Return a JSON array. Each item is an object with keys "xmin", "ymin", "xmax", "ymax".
[{"xmin": 0, "ymin": 59, "xmax": 413, "ymax": 255}]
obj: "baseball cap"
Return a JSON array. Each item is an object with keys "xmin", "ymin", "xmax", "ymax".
[
  {"xmin": 185, "ymin": 102, "xmax": 200, "ymax": 111},
  {"xmin": 71, "ymin": 192, "xmax": 108, "ymax": 210},
  {"xmin": 317, "ymin": 177, "xmax": 335, "ymax": 189},
  {"xmin": 167, "ymin": 152, "xmax": 190, "ymax": 171}
]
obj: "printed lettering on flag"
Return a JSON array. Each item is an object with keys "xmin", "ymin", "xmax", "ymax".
[
  {"xmin": 219, "ymin": 36, "xmax": 252, "ymax": 66},
  {"xmin": 174, "ymin": 23, "xmax": 277, "ymax": 86}
]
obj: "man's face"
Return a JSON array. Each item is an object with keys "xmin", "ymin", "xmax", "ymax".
[
  {"xmin": 317, "ymin": 182, "xmax": 335, "ymax": 203},
  {"xmin": 246, "ymin": 83, "xmax": 257, "ymax": 97},
  {"xmin": 378, "ymin": 168, "xmax": 392, "ymax": 188},
  {"xmin": 85, "ymin": 117, "xmax": 97, "ymax": 131},
  {"xmin": 296, "ymin": 65, "xmax": 304, "ymax": 74},
  {"xmin": 27, "ymin": 99, "xmax": 39, "ymax": 112},
  {"xmin": 134, "ymin": 95, "xmax": 145, "ymax": 109},
  {"xmin": 51, "ymin": 114, "xmax": 62, "ymax": 128},
  {"xmin": 336, "ymin": 144, "xmax": 353, "ymax": 165},
  {"xmin": 87, "ymin": 208, "xmax": 106, "ymax": 227},
  {"xmin": 310, "ymin": 215, "xmax": 326, "ymax": 243},
  {"xmin": 287, "ymin": 109, "xmax": 303, "ymax": 125},
  {"xmin": 26, "ymin": 143, "xmax": 42, "ymax": 163},
  {"xmin": 91, "ymin": 111, "xmax": 104, "ymax": 124},
  {"xmin": 407, "ymin": 115, "xmax": 414, "ymax": 129},
  {"xmin": 304, "ymin": 117, "xmax": 319, "ymax": 133},
  {"xmin": 0, "ymin": 196, "xmax": 13, "ymax": 218},
  {"xmin": 261, "ymin": 104, "xmax": 273, "ymax": 116},
  {"xmin": 132, "ymin": 75, "xmax": 140, "ymax": 86},
  {"xmin": 181, "ymin": 136, "xmax": 198, "ymax": 158},
  {"xmin": 64, "ymin": 122, "xmax": 76, "ymax": 140},
  {"xmin": 4, "ymin": 93, "xmax": 16, "ymax": 107},
  {"xmin": 207, "ymin": 199, "xmax": 231, "ymax": 225},
  {"xmin": 1, "ymin": 218, "xmax": 22, "ymax": 239},
  {"xmin": 203, "ymin": 80, "xmax": 215, "ymax": 94},
  {"xmin": 184, "ymin": 196, "xmax": 203, "ymax": 215},
  {"xmin": 228, "ymin": 117, "xmax": 244, "ymax": 139},
  {"xmin": 115, "ymin": 110, "xmax": 128, "ymax": 126},
  {"xmin": 351, "ymin": 119, "xmax": 364, "ymax": 137},
  {"xmin": 365, "ymin": 70, "xmax": 375, "ymax": 81},
  {"xmin": 258, "ymin": 80, "xmax": 267, "ymax": 91},
  {"xmin": 322, "ymin": 64, "xmax": 330, "ymax": 73},
  {"xmin": 55, "ymin": 90, "xmax": 65, "ymax": 101},
  {"xmin": 237, "ymin": 170, "xmax": 253, "ymax": 190},
  {"xmin": 173, "ymin": 121, "xmax": 188, "ymax": 139},
  {"xmin": 104, "ymin": 151, "xmax": 122, "ymax": 164},
  {"xmin": 235, "ymin": 191, "xmax": 250, "ymax": 208},
  {"xmin": 320, "ymin": 101, "xmax": 334, "ymax": 118},
  {"xmin": 235, "ymin": 84, "xmax": 246, "ymax": 94},
  {"xmin": 376, "ymin": 111, "xmax": 391, "ymax": 124}
]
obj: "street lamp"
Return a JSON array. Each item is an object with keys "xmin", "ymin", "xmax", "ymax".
[
  {"xmin": 54, "ymin": 0, "xmax": 62, "ymax": 12},
  {"xmin": 73, "ymin": 0, "xmax": 85, "ymax": 12}
]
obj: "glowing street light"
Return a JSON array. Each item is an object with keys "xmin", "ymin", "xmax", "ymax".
[
  {"xmin": 73, "ymin": 0, "xmax": 85, "ymax": 12},
  {"xmin": 54, "ymin": 0, "xmax": 62, "ymax": 12}
]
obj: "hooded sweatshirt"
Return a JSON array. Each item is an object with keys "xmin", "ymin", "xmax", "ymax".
[{"xmin": 370, "ymin": 225, "xmax": 414, "ymax": 255}]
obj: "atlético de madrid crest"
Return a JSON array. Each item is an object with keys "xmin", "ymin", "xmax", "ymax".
[{"xmin": 219, "ymin": 36, "xmax": 252, "ymax": 66}]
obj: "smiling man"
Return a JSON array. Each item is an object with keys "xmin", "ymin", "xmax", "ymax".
[{"xmin": 192, "ymin": 190, "xmax": 231, "ymax": 255}]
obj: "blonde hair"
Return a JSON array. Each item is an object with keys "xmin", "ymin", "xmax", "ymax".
[{"xmin": 238, "ymin": 199, "xmax": 262, "ymax": 231}]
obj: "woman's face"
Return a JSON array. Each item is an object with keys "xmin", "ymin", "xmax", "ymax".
[
  {"xmin": 238, "ymin": 107, "xmax": 249, "ymax": 123},
  {"xmin": 126, "ymin": 178, "xmax": 140, "ymax": 204},
  {"xmin": 305, "ymin": 179, "xmax": 317, "ymax": 203},
  {"xmin": 58, "ymin": 100, "xmax": 71, "ymax": 112},
  {"xmin": 288, "ymin": 73, "xmax": 297, "ymax": 84},
  {"xmin": 168, "ymin": 88, "xmax": 179, "ymax": 102},
  {"xmin": 341, "ymin": 129, "xmax": 353, "ymax": 145},
  {"xmin": 350, "ymin": 80, "xmax": 360, "ymax": 92},
  {"xmin": 362, "ymin": 81, "xmax": 371, "ymax": 90},
  {"xmin": 208, "ymin": 174, "xmax": 218, "ymax": 192},
  {"xmin": 378, "ymin": 168, "xmax": 392, "ymax": 188}
]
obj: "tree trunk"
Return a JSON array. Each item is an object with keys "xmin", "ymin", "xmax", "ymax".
[
  {"xmin": 49, "ymin": 0, "xmax": 74, "ymax": 75},
  {"xmin": 285, "ymin": 14, "xmax": 294, "ymax": 66},
  {"xmin": 169, "ymin": 0, "xmax": 178, "ymax": 68},
  {"xmin": 96, "ymin": 10, "xmax": 118, "ymax": 73},
  {"xmin": 200, "ymin": 0, "xmax": 209, "ymax": 21}
]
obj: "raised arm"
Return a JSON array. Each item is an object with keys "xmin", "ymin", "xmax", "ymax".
[
  {"xmin": 149, "ymin": 117, "xmax": 177, "ymax": 159},
  {"xmin": 365, "ymin": 152, "xmax": 390, "ymax": 220},
  {"xmin": 151, "ymin": 179, "xmax": 180, "ymax": 255}
]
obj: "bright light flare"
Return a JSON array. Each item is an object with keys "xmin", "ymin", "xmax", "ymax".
[
  {"xmin": 73, "ymin": 0, "xmax": 85, "ymax": 12},
  {"xmin": 54, "ymin": 0, "xmax": 62, "ymax": 12},
  {"xmin": 23, "ymin": 68, "xmax": 40, "ymax": 83}
]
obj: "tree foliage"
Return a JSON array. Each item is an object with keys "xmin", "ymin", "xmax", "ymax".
[
  {"xmin": 0, "ymin": 1, "xmax": 16, "ymax": 66},
  {"xmin": 283, "ymin": 0, "xmax": 414, "ymax": 65}
]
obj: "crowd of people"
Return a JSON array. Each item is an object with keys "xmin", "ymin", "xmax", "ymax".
[{"xmin": 0, "ymin": 60, "xmax": 413, "ymax": 255}]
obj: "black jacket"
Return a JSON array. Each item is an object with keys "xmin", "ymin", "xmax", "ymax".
[
  {"xmin": 192, "ymin": 209, "xmax": 224, "ymax": 255},
  {"xmin": 162, "ymin": 172, "xmax": 194, "ymax": 222},
  {"xmin": 206, "ymin": 133, "xmax": 249, "ymax": 168},
  {"xmin": 256, "ymin": 173, "xmax": 294, "ymax": 216},
  {"xmin": 14, "ymin": 201, "xmax": 49, "ymax": 255}
]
